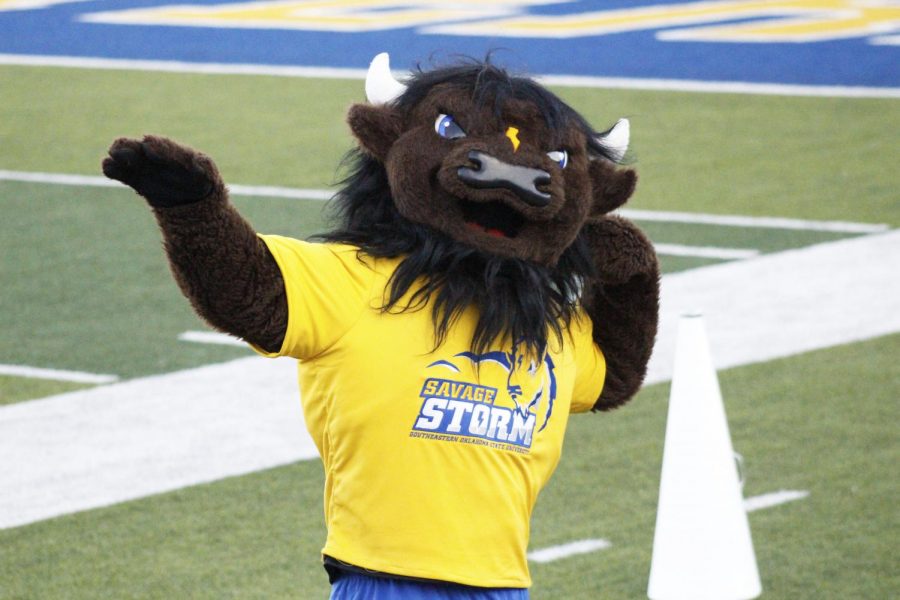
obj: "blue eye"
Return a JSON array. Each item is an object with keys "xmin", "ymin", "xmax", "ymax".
[
  {"xmin": 435, "ymin": 114, "xmax": 466, "ymax": 139},
  {"xmin": 547, "ymin": 150, "xmax": 568, "ymax": 169}
]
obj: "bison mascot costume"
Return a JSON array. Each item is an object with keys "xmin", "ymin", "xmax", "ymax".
[{"xmin": 103, "ymin": 54, "xmax": 659, "ymax": 599}]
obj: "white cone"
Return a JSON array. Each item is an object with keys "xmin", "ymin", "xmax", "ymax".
[{"xmin": 647, "ymin": 313, "xmax": 762, "ymax": 600}]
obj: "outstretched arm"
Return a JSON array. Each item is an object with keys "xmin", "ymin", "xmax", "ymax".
[
  {"xmin": 581, "ymin": 215, "xmax": 660, "ymax": 411},
  {"xmin": 102, "ymin": 135, "xmax": 287, "ymax": 353}
]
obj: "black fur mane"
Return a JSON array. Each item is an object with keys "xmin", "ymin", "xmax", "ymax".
[{"xmin": 320, "ymin": 59, "xmax": 605, "ymax": 357}]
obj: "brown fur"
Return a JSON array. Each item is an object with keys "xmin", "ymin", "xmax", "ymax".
[
  {"xmin": 581, "ymin": 215, "xmax": 660, "ymax": 410},
  {"xmin": 589, "ymin": 160, "xmax": 638, "ymax": 216},
  {"xmin": 103, "ymin": 135, "xmax": 287, "ymax": 353},
  {"xmin": 346, "ymin": 104, "xmax": 402, "ymax": 161},
  {"xmin": 153, "ymin": 199, "xmax": 287, "ymax": 354}
]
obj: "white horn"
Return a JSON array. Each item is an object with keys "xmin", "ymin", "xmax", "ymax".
[
  {"xmin": 596, "ymin": 118, "xmax": 630, "ymax": 162},
  {"xmin": 365, "ymin": 52, "xmax": 407, "ymax": 105}
]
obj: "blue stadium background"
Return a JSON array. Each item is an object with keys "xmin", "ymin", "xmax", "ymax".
[{"xmin": 1, "ymin": 0, "xmax": 897, "ymax": 88}]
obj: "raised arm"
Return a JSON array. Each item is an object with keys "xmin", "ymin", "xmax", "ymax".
[
  {"xmin": 582, "ymin": 214, "xmax": 660, "ymax": 411},
  {"xmin": 102, "ymin": 135, "xmax": 287, "ymax": 353}
]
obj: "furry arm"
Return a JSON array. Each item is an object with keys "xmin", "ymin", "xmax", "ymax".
[
  {"xmin": 102, "ymin": 135, "xmax": 288, "ymax": 353},
  {"xmin": 582, "ymin": 215, "xmax": 660, "ymax": 411}
]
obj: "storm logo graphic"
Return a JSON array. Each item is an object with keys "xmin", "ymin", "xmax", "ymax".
[{"xmin": 411, "ymin": 347, "xmax": 557, "ymax": 452}]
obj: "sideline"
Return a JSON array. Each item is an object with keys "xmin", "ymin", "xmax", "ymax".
[
  {"xmin": 1, "ymin": 54, "xmax": 899, "ymax": 99},
  {"xmin": 0, "ymin": 355, "xmax": 308, "ymax": 529},
  {"xmin": 0, "ymin": 364, "xmax": 117, "ymax": 384},
  {"xmin": 0, "ymin": 231, "xmax": 897, "ymax": 529},
  {"xmin": 0, "ymin": 169, "xmax": 333, "ymax": 201}
]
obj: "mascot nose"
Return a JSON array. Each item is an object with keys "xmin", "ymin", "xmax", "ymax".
[{"xmin": 458, "ymin": 151, "xmax": 551, "ymax": 208}]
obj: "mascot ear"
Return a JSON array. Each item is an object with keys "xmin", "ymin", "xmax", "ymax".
[
  {"xmin": 589, "ymin": 159, "xmax": 637, "ymax": 216},
  {"xmin": 347, "ymin": 103, "xmax": 402, "ymax": 162},
  {"xmin": 588, "ymin": 117, "xmax": 636, "ymax": 215},
  {"xmin": 347, "ymin": 52, "xmax": 407, "ymax": 162}
]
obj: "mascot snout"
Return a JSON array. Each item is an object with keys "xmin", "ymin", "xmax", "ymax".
[{"xmin": 458, "ymin": 151, "xmax": 552, "ymax": 208}]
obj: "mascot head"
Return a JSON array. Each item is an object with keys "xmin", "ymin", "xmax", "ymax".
[{"xmin": 325, "ymin": 53, "xmax": 638, "ymax": 356}]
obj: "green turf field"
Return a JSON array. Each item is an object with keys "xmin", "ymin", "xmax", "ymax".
[
  {"xmin": 1, "ymin": 64, "xmax": 898, "ymax": 598},
  {"xmin": 1, "ymin": 66, "xmax": 897, "ymax": 225},
  {"xmin": 2, "ymin": 336, "xmax": 897, "ymax": 598}
]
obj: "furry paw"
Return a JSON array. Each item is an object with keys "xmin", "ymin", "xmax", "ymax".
[
  {"xmin": 102, "ymin": 135, "xmax": 221, "ymax": 208},
  {"xmin": 583, "ymin": 215, "xmax": 658, "ymax": 285}
]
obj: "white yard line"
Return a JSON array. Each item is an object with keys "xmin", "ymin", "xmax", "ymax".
[
  {"xmin": 178, "ymin": 330, "xmax": 248, "ymax": 347},
  {"xmin": 0, "ymin": 207, "xmax": 896, "ymax": 531},
  {"xmin": 1, "ymin": 53, "xmax": 898, "ymax": 99},
  {"xmin": 538, "ymin": 74, "xmax": 900, "ymax": 99},
  {"xmin": 619, "ymin": 208, "xmax": 890, "ymax": 234},
  {"xmin": 870, "ymin": 35, "xmax": 900, "ymax": 46},
  {"xmin": 1, "ymin": 169, "xmax": 888, "ymax": 234},
  {"xmin": 0, "ymin": 53, "xmax": 369, "ymax": 80},
  {"xmin": 0, "ymin": 170, "xmax": 333, "ymax": 201},
  {"xmin": 229, "ymin": 183, "xmax": 332, "ymax": 201},
  {"xmin": 0, "ymin": 356, "xmax": 311, "ymax": 530},
  {"xmin": 526, "ymin": 490, "xmax": 809, "ymax": 564},
  {"xmin": 0, "ymin": 170, "xmax": 121, "ymax": 188},
  {"xmin": 528, "ymin": 539, "xmax": 612, "ymax": 563},
  {"xmin": 0, "ymin": 364, "xmax": 118, "ymax": 384},
  {"xmin": 654, "ymin": 243, "xmax": 758, "ymax": 261},
  {"xmin": 644, "ymin": 229, "xmax": 900, "ymax": 385},
  {"xmin": 744, "ymin": 490, "xmax": 809, "ymax": 513}
]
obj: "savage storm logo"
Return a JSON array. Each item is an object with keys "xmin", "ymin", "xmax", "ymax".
[{"xmin": 410, "ymin": 346, "xmax": 557, "ymax": 453}]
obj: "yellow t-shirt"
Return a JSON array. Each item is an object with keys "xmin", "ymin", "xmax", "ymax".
[{"xmin": 257, "ymin": 235, "xmax": 605, "ymax": 589}]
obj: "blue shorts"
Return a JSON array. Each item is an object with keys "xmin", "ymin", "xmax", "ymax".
[{"xmin": 329, "ymin": 572, "xmax": 529, "ymax": 600}]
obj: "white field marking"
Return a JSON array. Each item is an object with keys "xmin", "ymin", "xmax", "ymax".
[
  {"xmin": 0, "ymin": 53, "xmax": 369, "ymax": 80},
  {"xmin": 644, "ymin": 229, "xmax": 900, "ymax": 385},
  {"xmin": 1, "ymin": 169, "xmax": 889, "ymax": 235},
  {"xmin": 0, "ymin": 355, "xmax": 313, "ymax": 530},
  {"xmin": 528, "ymin": 539, "xmax": 612, "ymax": 564},
  {"xmin": 0, "ymin": 364, "xmax": 118, "ymax": 384},
  {"xmin": 2, "ymin": 232, "xmax": 897, "ymax": 529},
  {"xmin": 0, "ymin": 170, "xmax": 121, "ymax": 188},
  {"xmin": 870, "ymin": 34, "xmax": 900, "ymax": 46},
  {"xmin": 1, "ymin": 53, "xmax": 899, "ymax": 99},
  {"xmin": 527, "ymin": 490, "xmax": 805, "ymax": 564},
  {"xmin": 537, "ymin": 74, "xmax": 900, "ymax": 99},
  {"xmin": 654, "ymin": 243, "xmax": 759, "ymax": 260},
  {"xmin": 229, "ymin": 183, "xmax": 332, "ymax": 201},
  {"xmin": 619, "ymin": 208, "xmax": 890, "ymax": 234},
  {"xmin": 0, "ymin": 0, "xmax": 90, "ymax": 11},
  {"xmin": 744, "ymin": 490, "xmax": 809, "ymax": 513},
  {"xmin": 178, "ymin": 330, "xmax": 248, "ymax": 347},
  {"xmin": 0, "ymin": 170, "xmax": 334, "ymax": 201}
]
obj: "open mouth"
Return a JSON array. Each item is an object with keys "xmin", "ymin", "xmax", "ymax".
[{"xmin": 459, "ymin": 199, "xmax": 525, "ymax": 239}]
